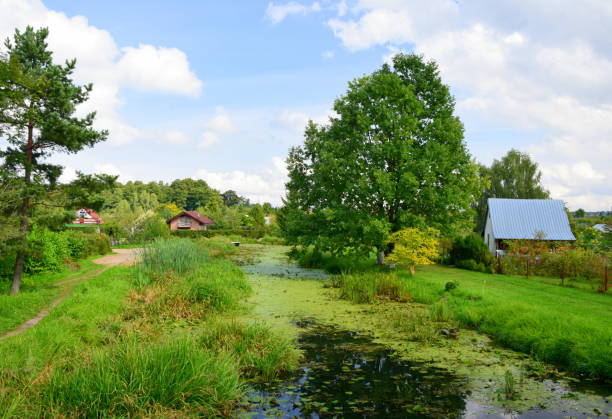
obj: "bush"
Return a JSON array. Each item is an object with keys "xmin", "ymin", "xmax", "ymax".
[
  {"xmin": 133, "ymin": 216, "xmax": 171, "ymax": 243},
  {"xmin": 451, "ymin": 234, "xmax": 493, "ymax": 273},
  {"xmin": 171, "ymin": 229, "xmax": 269, "ymax": 240},
  {"xmin": 456, "ymin": 258, "xmax": 490, "ymax": 273}
]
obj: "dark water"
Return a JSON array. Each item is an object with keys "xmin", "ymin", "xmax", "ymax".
[
  {"xmin": 239, "ymin": 320, "xmax": 469, "ymax": 418},
  {"xmin": 237, "ymin": 321, "xmax": 611, "ymax": 418}
]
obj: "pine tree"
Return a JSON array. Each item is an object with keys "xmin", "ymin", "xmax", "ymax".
[{"xmin": 0, "ymin": 27, "xmax": 107, "ymax": 294}]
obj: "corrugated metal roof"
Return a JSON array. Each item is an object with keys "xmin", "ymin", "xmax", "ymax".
[{"xmin": 488, "ymin": 198, "xmax": 576, "ymax": 240}]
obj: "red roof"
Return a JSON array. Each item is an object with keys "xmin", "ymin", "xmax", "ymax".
[
  {"xmin": 167, "ymin": 211, "xmax": 214, "ymax": 225},
  {"xmin": 74, "ymin": 208, "xmax": 103, "ymax": 224}
]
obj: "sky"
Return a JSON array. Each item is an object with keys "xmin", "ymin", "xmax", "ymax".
[{"xmin": 0, "ymin": 0, "xmax": 611, "ymax": 210}]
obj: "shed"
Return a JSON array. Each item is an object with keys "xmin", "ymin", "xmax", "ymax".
[
  {"xmin": 483, "ymin": 198, "xmax": 576, "ymax": 254},
  {"xmin": 167, "ymin": 211, "xmax": 214, "ymax": 231}
]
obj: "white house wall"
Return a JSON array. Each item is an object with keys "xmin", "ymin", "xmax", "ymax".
[{"xmin": 484, "ymin": 212, "xmax": 496, "ymax": 254}]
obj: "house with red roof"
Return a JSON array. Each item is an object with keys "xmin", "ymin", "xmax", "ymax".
[
  {"xmin": 167, "ymin": 211, "xmax": 214, "ymax": 231},
  {"xmin": 73, "ymin": 208, "xmax": 103, "ymax": 225}
]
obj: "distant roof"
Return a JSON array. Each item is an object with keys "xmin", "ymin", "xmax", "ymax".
[
  {"xmin": 167, "ymin": 211, "xmax": 214, "ymax": 225},
  {"xmin": 488, "ymin": 198, "xmax": 576, "ymax": 241},
  {"xmin": 593, "ymin": 224, "xmax": 611, "ymax": 233}
]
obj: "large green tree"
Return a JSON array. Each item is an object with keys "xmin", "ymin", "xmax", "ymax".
[
  {"xmin": 0, "ymin": 27, "xmax": 107, "ymax": 294},
  {"xmin": 284, "ymin": 54, "xmax": 480, "ymax": 263},
  {"xmin": 474, "ymin": 149, "xmax": 550, "ymax": 232},
  {"xmin": 168, "ymin": 178, "xmax": 219, "ymax": 211}
]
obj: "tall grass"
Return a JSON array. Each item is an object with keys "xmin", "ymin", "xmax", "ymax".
[
  {"xmin": 199, "ymin": 319, "xmax": 301, "ymax": 382},
  {"xmin": 332, "ymin": 272, "xmax": 411, "ymax": 303},
  {"xmin": 44, "ymin": 339, "xmax": 241, "ymax": 417},
  {"xmin": 184, "ymin": 261, "xmax": 250, "ymax": 311},
  {"xmin": 134, "ymin": 238, "xmax": 209, "ymax": 286}
]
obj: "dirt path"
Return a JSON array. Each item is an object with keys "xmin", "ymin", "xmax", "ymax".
[{"xmin": 0, "ymin": 249, "xmax": 141, "ymax": 341}]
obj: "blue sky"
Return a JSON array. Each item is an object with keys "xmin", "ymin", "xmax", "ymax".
[{"xmin": 1, "ymin": 0, "xmax": 611, "ymax": 210}]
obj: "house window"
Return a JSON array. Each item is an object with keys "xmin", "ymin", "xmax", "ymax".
[
  {"xmin": 487, "ymin": 234, "xmax": 490, "ymax": 246},
  {"xmin": 177, "ymin": 216, "xmax": 192, "ymax": 228}
]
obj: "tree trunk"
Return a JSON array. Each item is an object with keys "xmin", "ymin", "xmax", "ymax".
[
  {"xmin": 409, "ymin": 265, "xmax": 415, "ymax": 276},
  {"xmin": 376, "ymin": 250, "xmax": 385, "ymax": 265},
  {"xmin": 10, "ymin": 122, "xmax": 33, "ymax": 295}
]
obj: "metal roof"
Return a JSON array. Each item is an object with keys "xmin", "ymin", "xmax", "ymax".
[{"xmin": 488, "ymin": 198, "xmax": 576, "ymax": 241}]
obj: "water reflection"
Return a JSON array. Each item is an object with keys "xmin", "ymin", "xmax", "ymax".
[{"xmin": 241, "ymin": 321, "xmax": 468, "ymax": 418}]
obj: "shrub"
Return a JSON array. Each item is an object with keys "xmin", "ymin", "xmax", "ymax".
[
  {"xmin": 451, "ymin": 234, "xmax": 493, "ymax": 273},
  {"xmin": 171, "ymin": 229, "xmax": 269, "ymax": 240},
  {"xmin": 386, "ymin": 227, "xmax": 440, "ymax": 275},
  {"xmin": 133, "ymin": 215, "xmax": 171, "ymax": 243},
  {"xmin": 26, "ymin": 228, "xmax": 71, "ymax": 273},
  {"xmin": 456, "ymin": 258, "xmax": 490, "ymax": 273}
]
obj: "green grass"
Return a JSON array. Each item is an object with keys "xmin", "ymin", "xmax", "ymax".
[
  {"xmin": 0, "ymin": 258, "xmax": 106, "ymax": 335},
  {"xmin": 0, "ymin": 239, "xmax": 300, "ymax": 417},
  {"xmin": 332, "ymin": 271, "xmax": 411, "ymax": 303},
  {"xmin": 44, "ymin": 338, "xmax": 242, "ymax": 417},
  {"xmin": 397, "ymin": 265, "xmax": 612, "ymax": 379},
  {"xmin": 199, "ymin": 318, "xmax": 301, "ymax": 382}
]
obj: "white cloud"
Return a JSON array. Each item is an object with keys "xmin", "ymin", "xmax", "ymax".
[
  {"xmin": 156, "ymin": 130, "xmax": 190, "ymax": 145},
  {"xmin": 199, "ymin": 131, "xmax": 220, "ymax": 149},
  {"xmin": 58, "ymin": 166, "xmax": 77, "ymax": 184},
  {"xmin": 195, "ymin": 157, "xmax": 288, "ymax": 206},
  {"xmin": 265, "ymin": 1, "xmax": 321, "ymax": 24},
  {"xmin": 322, "ymin": 50, "xmax": 335, "ymax": 59},
  {"xmin": 197, "ymin": 107, "xmax": 237, "ymax": 149},
  {"xmin": 94, "ymin": 163, "xmax": 133, "ymax": 182},
  {"xmin": 0, "ymin": 0, "xmax": 202, "ymax": 146},
  {"xmin": 336, "ymin": 0, "xmax": 348, "ymax": 17},
  {"xmin": 325, "ymin": 0, "xmax": 612, "ymax": 210},
  {"xmin": 205, "ymin": 106, "xmax": 237, "ymax": 134},
  {"xmin": 276, "ymin": 109, "xmax": 330, "ymax": 133},
  {"xmin": 117, "ymin": 45, "xmax": 202, "ymax": 96}
]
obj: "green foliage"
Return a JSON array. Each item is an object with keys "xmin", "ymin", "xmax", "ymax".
[
  {"xmin": 451, "ymin": 234, "xmax": 493, "ymax": 273},
  {"xmin": 17, "ymin": 228, "xmax": 110, "ymax": 274},
  {"xmin": 332, "ymin": 272, "xmax": 411, "ymax": 304},
  {"xmin": 573, "ymin": 208, "xmax": 585, "ymax": 218},
  {"xmin": 284, "ymin": 53, "xmax": 480, "ymax": 255},
  {"xmin": 386, "ymin": 227, "xmax": 440, "ymax": 273},
  {"xmin": 171, "ymin": 228, "xmax": 267, "ymax": 239},
  {"xmin": 133, "ymin": 215, "xmax": 170, "ymax": 243},
  {"xmin": 501, "ymin": 244, "xmax": 608, "ymax": 286},
  {"xmin": 168, "ymin": 178, "xmax": 218, "ymax": 211}
]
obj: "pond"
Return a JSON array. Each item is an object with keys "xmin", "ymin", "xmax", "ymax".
[{"xmin": 236, "ymin": 245, "xmax": 611, "ymax": 418}]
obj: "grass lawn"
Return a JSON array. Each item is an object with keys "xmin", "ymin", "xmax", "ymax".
[
  {"xmin": 0, "ymin": 258, "xmax": 107, "ymax": 335},
  {"xmin": 403, "ymin": 265, "xmax": 612, "ymax": 379}
]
